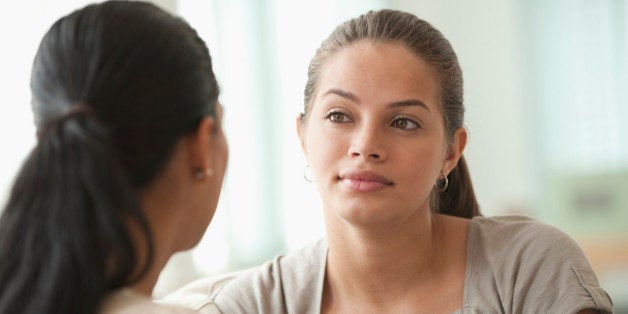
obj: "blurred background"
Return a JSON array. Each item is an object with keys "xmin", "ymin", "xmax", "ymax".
[{"xmin": 1, "ymin": 0, "xmax": 626, "ymax": 310}]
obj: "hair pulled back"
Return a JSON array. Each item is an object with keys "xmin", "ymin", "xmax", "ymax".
[{"xmin": 0, "ymin": 1, "xmax": 220, "ymax": 313}]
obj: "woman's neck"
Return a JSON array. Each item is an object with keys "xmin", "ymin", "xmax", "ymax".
[
  {"xmin": 128, "ymin": 249, "xmax": 170, "ymax": 297},
  {"xmin": 326, "ymin": 211, "xmax": 439, "ymax": 292},
  {"xmin": 129, "ymin": 181, "xmax": 189, "ymax": 297},
  {"xmin": 125, "ymin": 213, "xmax": 177, "ymax": 297},
  {"xmin": 323, "ymin": 212, "xmax": 469, "ymax": 313}
]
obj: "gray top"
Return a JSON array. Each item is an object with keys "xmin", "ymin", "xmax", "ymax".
[{"xmin": 193, "ymin": 215, "xmax": 613, "ymax": 313}]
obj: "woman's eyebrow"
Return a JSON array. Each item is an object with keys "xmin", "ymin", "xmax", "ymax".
[
  {"xmin": 324, "ymin": 88, "xmax": 360, "ymax": 103},
  {"xmin": 387, "ymin": 100, "xmax": 431, "ymax": 113},
  {"xmin": 323, "ymin": 88, "xmax": 430, "ymax": 113}
]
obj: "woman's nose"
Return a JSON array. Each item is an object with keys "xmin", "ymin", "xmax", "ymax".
[{"xmin": 348, "ymin": 126, "xmax": 387, "ymax": 162}]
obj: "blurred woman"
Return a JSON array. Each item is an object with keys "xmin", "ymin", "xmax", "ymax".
[{"xmin": 0, "ymin": 1, "xmax": 227, "ymax": 313}]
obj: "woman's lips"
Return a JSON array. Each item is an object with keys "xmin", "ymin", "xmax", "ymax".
[{"xmin": 339, "ymin": 169, "xmax": 393, "ymax": 192}]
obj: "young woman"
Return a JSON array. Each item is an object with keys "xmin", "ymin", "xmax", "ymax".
[
  {"xmin": 0, "ymin": 1, "xmax": 227, "ymax": 313},
  {"xmin": 170, "ymin": 9, "xmax": 613, "ymax": 314}
]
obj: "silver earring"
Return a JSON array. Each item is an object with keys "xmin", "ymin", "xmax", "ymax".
[
  {"xmin": 303, "ymin": 165, "xmax": 314, "ymax": 182},
  {"xmin": 437, "ymin": 171, "xmax": 449, "ymax": 192},
  {"xmin": 194, "ymin": 168, "xmax": 214, "ymax": 180}
]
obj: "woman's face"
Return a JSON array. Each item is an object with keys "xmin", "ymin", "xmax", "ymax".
[
  {"xmin": 299, "ymin": 41, "xmax": 464, "ymax": 226},
  {"xmin": 208, "ymin": 104, "xmax": 229, "ymax": 211}
]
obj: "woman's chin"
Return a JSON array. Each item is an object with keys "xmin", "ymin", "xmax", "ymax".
[
  {"xmin": 331, "ymin": 202, "xmax": 403, "ymax": 226},
  {"xmin": 323, "ymin": 195, "xmax": 428, "ymax": 229}
]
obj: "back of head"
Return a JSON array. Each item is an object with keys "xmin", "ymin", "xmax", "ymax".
[
  {"xmin": 31, "ymin": 0, "xmax": 219, "ymax": 187},
  {"xmin": 303, "ymin": 9, "xmax": 480, "ymax": 218},
  {"xmin": 0, "ymin": 1, "xmax": 219, "ymax": 313}
]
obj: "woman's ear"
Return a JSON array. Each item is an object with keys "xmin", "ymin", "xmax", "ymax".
[
  {"xmin": 188, "ymin": 116, "xmax": 216, "ymax": 174},
  {"xmin": 443, "ymin": 127, "xmax": 467, "ymax": 175},
  {"xmin": 296, "ymin": 115, "xmax": 307, "ymax": 155}
]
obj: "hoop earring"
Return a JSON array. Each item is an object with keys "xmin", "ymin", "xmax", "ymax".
[
  {"xmin": 194, "ymin": 168, "xmax": 214, "ymax": 181},
  {"xmin": 437, "ymin": 171, "xmax": 449, "ymax": 192},
  {"xmin": 303, "ymin": 165, "xmax": 314, "ymax": 182}
]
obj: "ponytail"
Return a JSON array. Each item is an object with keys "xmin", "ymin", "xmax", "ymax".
[
  {"xmin": 0, "ymin": 108, "xmax": 153, "ymax": 314},
  {"xmin": 436, "ymin": 155, "xmax": 481, "ymax": 218}
]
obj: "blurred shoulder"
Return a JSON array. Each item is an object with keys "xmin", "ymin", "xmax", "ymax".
[
  {"xmin": 102, "ymin": 289, "xmax": 215, "ymax": 314},
  {"xmin": 163, "ymin": 238, "xmax": 328, "ymax": 314},
  {"xmin": 158, "ymin": 272, "xmax": 238, "ymax": 314}
]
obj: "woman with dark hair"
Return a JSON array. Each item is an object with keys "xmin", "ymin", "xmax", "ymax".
[
  {"xmin": 170, "ymin": 8, "xmax": 612, "ymax": 314},
  {"xmin": 0, "ymin": 1, "xmax": 227, "ymax": 313}
]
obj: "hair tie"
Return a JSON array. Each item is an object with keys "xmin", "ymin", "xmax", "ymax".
[
  {"xmin": 36, "ymin": 103, "xmax": 98, "ymax": 140},
  {"xmin": 63, "ymin": 103, "xmax": 96, "ymax": 119}
]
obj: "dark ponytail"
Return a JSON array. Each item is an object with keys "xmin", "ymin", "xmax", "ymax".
[
  {"xmin": 437, "ymin": 156, "xmax": 480, "ymax": 218},
  {"xmin": 0, "ymin": 1, "xmax": 220, "ymax": 313},
  {"xmin": 303, "ymin": 9, "xmax": 481, "ymax": 218},
  {"xmin": 0, "ymin": 107, "xmax": 150, "ymax": 314}
]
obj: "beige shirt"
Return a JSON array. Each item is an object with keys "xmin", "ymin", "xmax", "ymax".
[
  {"xmin": 100, "ymin": 288, "xmax": 219, "ymax": 314},
  {"xmin": 168, "ymin": 215, "xmax": 614, "ymax": 313}
]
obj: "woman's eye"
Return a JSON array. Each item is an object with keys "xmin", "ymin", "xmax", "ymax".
[
  {"xmin": 391, "ymin": 118, "xmax": 419, "ymax": 130},
  {"xmin": 325, "ymin": 111, "xmax": 351, "ymax": 123}
]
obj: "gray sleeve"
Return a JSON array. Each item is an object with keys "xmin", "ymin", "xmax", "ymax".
[
  {"xmin": 500, "ymin": 218, "xmax": 613, "ymax": 313},
  {"xmin": 468, "ymin": 216, "xmax": 613, "ymax": 313}
]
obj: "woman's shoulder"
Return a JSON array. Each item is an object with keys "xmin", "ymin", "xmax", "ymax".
[
  {"xmin": 166, "ymin": 238, "xmax": 328, "ymax": 314},
  {"xmin": 101, "ymin": 289, "xmax": 218, "ymax": 314},
  {"xmin": 471, "ymin": 213, "xmax": 563, "ymax": 233},
  {"xmin": 219, "ymin": 237, "xmax": 327, "ymax": 290},
  {"xmin": 465, "ymin": 214, "xmax": 613, "ymax": 313},
  {"xmin": 467, "ymin": 214, "xmax": 597, "ymax": 288},
  {"xmin": 469, "ymin": 214, "xmax": 584, "ymax": 257}
]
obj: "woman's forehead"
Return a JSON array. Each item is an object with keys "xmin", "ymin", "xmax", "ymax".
[{"xmin": 314, "ymin": 41, "xmax": 441, "ymax": 112}]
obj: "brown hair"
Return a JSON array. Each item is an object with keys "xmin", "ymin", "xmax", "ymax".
[{"xmin": 301, "ymin": 9, "xmax": 480, "ymax": 218}]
